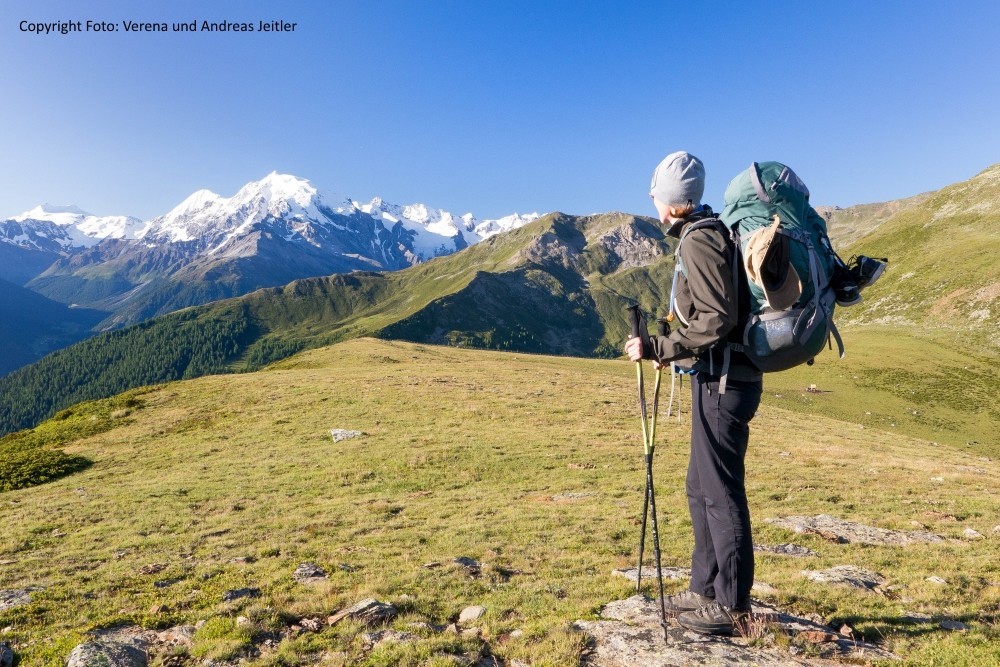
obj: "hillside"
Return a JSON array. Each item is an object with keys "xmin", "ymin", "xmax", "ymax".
[
  {"xmin": 0, "ymin": 279, "xmax": 107, "ymax": 376},
  {"xmin": 1, "ymin": 339, "xmax": 997, "ymax": 666},
  {"xmin": 817, "ymin": 191, "xmax": 931, "ymax": 247},
  {"xmin": 0, "ymin": 212, "xmax": 671, "ymax": 435},
  {"xmin": 836, "ymin": 164, "xmax": 1000, "ymax": 348}
]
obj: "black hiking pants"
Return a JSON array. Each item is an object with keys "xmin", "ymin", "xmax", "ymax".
[{"xmin": 686, "ymin": 372, "xmax": 762, "ymax": 610}]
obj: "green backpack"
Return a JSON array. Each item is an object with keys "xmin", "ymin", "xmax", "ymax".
[{"xmin": 720, "ymin": 161, "xmax": 844, "ymax": 372}]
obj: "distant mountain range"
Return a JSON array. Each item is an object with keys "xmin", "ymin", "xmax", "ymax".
[
  {"xmin": 0, "ymin": 173, "xmax": 538, "ymax": 373},
  {"xmin": 2, "ymin": 163, "xmax": 998, "ymax": 436}
]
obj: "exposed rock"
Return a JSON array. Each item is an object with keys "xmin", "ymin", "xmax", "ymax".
[
  {"xmin": 153, "ymin": 578, "xmax": 181, "ymax": 588},
  {"xmin": 221, "ymin": 587, "xmax": 261, "ymax": 602},
  {"xmin": 300, "ymin": 617, "xmax": 323, "ymax": 632},
  {"xmin": 802, "ymin": 566, "xmax": 885, "ymax": 591},
  {"xmin": 461, "ymin": 627, "xmax": 481, "ymax": 638},
  {"xmin": 293, "ymin": 562, "xmax": 328, "ymax": 581},
  {"xmin": 926, "ymin": 576, "xmax": 948, "ymax": 585},
  {"xmin": 327, "ymin": 598, "xmax": 397, "ymax": 626},
  {"xmin": 767, "ymin": 515, "xmax": 943, "ymax": 546},
  {"xmin": 754, "ymin": 543, "xmax": 817, "ymax": 557},
  {"xmin": 66, "ymin": 641, "xmax": 148, "ymax": 667},
  {"xmin": 361, "ymin": 629, "xmax": 416, "ymax": 647},
  {"xmin": 156, "ymin": 626, "xmax": 195, "ymax": 647},
  {"xmin": 551, "ymin": 492, "xmax": 596, "ymax": 502},
  {"xmin": 940, "ymin": 619, "xmax": 969, "ymax": 631},
  {"xmin": 138, "ymin": 563, "xmax": 168, "ymax": 575},
  {"xmin": 611, "ymin": 566, "xmax": 691, "ymax": 582},
  {"xmin": 576, "ymin": 595, "xmax": 897, "ymax": 665},
  {"xmin": 963, "ymin": 528, "xmax": 984, "ymax": 539},
  {"xmin": 0, "ymin": 587, "xmax": 43, "ymax": 611},
  {"xmin": 459, "ymin": 606, "xmax": 486, "ymax": 623},
  {"xmin": 453, "ymin": 556, "xmax": 482, "ymax": 576},
  {"xmin": 330, "ymin": 429, "xmax": 364, "ymax": 442}
]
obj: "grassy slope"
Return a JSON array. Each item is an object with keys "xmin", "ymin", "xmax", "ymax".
[
  {"xmin": 0, "ymin": 212, "xmax": 670, "ymax": 435},
  {"xmin": 835, "ymin": 164, "xmax": 1000, "ymax": 349},
  {"xmin": 1, "ymin": 339, "xmax": 997, "ymax": 666}
]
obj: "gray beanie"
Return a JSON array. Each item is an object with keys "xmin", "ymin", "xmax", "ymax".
[{"xmin": 649, "ymin": 151, "xmax": 705, "ymax": 207}]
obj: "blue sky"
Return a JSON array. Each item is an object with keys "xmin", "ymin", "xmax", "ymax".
[{"xmin": 2, "ymin": 1, "xmax": 999, "ymax": 221}]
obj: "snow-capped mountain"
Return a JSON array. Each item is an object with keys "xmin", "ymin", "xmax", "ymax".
[
  {"xmin": 3, "ymin": 173, "xmax": 539, "ymax": 261},
  {"xmin": 6, "ymin": 173, "xmax": 541, "ymax": 328},
  {"xmin": 1, "ymin": 204, "xmax": 144, "ymax": 253}
]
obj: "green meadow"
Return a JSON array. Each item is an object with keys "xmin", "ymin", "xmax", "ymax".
[{"xmin": 2, "ymin": 337, "xmax": 997, "ymax": 666}]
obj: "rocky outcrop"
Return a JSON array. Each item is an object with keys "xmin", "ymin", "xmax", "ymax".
[
  {"xmin": 574, "ymin": 595, "xmax": 897, "ymax": 665},
  {"xmin": 767, "ymin": 514, "xmax": 943, "ymax": 545}
]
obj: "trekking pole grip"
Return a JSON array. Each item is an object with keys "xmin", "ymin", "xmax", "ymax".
[{"xmin": 627, "ymin": 304, "xmax": 641, "ymax": 340}]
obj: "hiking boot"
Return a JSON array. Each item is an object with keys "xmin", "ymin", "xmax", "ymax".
[
  {"xmin": 834, "ymin": 282, "xmax": 862, "ymax": 307},
  {"xmin": 662, "ymin": 589, "xmax": 714, "ymax": 614},
  {"xmin": 676, "ymin": 601, "xmax": 751, "ymax": 636},
  {"xmin": 848, "ymin": 255, "xmax": 888, "ymax": 290}
]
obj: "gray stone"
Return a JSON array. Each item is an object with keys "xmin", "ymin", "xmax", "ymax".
[
  {"xmin": 926, "ymin": 576, "xmax": 948, "ymax": 585},
  {"xmin": 459, "ymin": 605, "xmax": 486, "ymax": 623},
  {"xmin": 453, "ymin": 556, "xmax": 482, "ymax": 576},
  {"xmin": 221, "ymin": 587, "xmax": 261, "ymax": 602},
  {"xmin": 551, "ymin": 492, "xmax": 597, "ymax": 502},
  {"xmin": 330, "ymin": 429, "xmax": 364, "ymax": 442},
  {"xmin": 802, "ymin": 566, "xmax": 885, "ymax": 591},
  {"xmin": 962, "ymin": 528, "xmax": 984, "ymax": 539},
  {"xmin": 293, "ymin": 562, "xmax": 328, "ymax": 581},
  {"xmin": 66, "ymin": 641, "xmax": 148, "ymax": 667},
  {"xmin": 575, "ymin": 595, "xmax": 897, "ymax": 665},
  {"xmin": 327, "ymin": 598, "xmax": 397, "ymax": 626},
  {"xmin": 940, "ymin": 619, "xmax": 969, "ymax": 631},
  {"xmin": 611, "ymin": 566, "xmax": 691, "ymax": 582},
  {"xmin": 754, "ymin": 543, "xmax": 818, "ymax": 557},
  {"xmin": 0, "ymin": 587, "xmax": 43, "ymax": 612},
  {"xmin": 767, "ymin": 514, "xmax": 943, "ymax": 546},
  {"xmin": 156, "ymin": 625, "xmax": 196, "ymax": 647}
]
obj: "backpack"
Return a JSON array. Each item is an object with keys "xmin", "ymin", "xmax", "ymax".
[{"xmin": 719, "ymin": 161, "xmax": 844, "ymax": 373}]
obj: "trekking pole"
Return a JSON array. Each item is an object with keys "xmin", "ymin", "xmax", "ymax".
[{"xmin": 627, "ymin": 305, "xmax": 669, "ymax": 641}]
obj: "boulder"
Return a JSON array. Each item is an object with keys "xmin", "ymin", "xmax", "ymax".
[
  {"xmin": 327, "ymin": 598, "xmax": 397, "ymax": 626},
  {"xmin": 66, "ymin": 641, "xmax": 147, "ymax": 667},
  {"xmin": 330, "ymin": 429, "xmax": 364, "ymax": 442},
  {"xmin": 293, "ymin": 562, "xmax": 328, "ymax": 581},
  {"xmin": 459, "ymin": 606, "xmax": 486, "ymax": 623}
]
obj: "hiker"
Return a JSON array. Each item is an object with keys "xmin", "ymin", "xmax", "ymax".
[{"xmin": 624, "ymin": 151, "xmax": 762, "ymax": 636}]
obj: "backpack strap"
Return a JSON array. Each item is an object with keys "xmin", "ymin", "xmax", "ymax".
[{"xmin": 674, "ymin": 218, "xmax": 746, "ymax": 394}]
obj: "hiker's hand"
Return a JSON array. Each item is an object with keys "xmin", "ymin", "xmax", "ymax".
[
  {"xmin": 624, "ymin": 336, "xmax": 643, "ymax": 362},
  {"xmin": 652, "ymin": 360, "xmax": 663, "ymax": 370}
]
